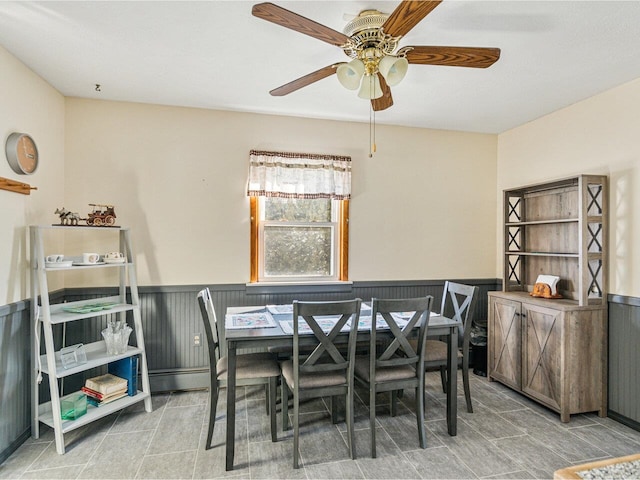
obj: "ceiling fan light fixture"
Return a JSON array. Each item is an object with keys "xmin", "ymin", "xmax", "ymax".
[
  {"xmin": 358, "ymin": 73, "xmax": 383, "ymax": 100},
  {"xmin": 378, "ymin": 55, "xmax": 409, "ymax": 86},
  {"xmin": 336, "ymin": 59, "xmax": 365, "ymax": 90}
]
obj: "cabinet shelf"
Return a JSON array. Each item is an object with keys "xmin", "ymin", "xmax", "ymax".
[
  {"xmin": 505, "ymin": 251, "xmax": 579, "ymax": 258},
  {"xmin": 506, "ymin": 218, "xmax": 578, "ymax": 226},
  {"xmin": 40, "ymin": 225, "xmax": 127, "ymax": 231},
  {"xmin": 38, "ymin": 391, "xmax": 150, "ymax": 433},
  {"xmin": 506, "ymin": 216, "xmax": 602, "ymax": 226},
  {"xmin": 41, "ymin": 341, "xmax": 144, "ymax": 378},
  {"xmin": 44, "ymin": 296, "xmax": 135, "ymax": 325},
  {"xmin": 44, "ymin": 262, "xmax": 132, "ymax": 272}
]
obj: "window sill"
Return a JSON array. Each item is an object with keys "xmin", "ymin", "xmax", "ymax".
[{"xmin": 245, "ymin": 281, "xmax": 353, "ymax": 295}]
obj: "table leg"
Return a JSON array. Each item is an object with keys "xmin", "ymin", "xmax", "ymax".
[
  {"xmin": 447, "ymin": 325, "xmax": 458, "ymax": 436},
  {"xmin": 225, "ymin": 342, "xmax": 237, "ymax": 471}
]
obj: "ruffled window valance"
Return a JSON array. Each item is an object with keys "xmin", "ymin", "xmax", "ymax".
[{"xmin": 247, "ymin": 150, "xmax": 351, "ymax": 200}]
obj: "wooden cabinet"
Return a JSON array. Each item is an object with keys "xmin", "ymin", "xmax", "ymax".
[
  {"xmin": 490, "ymin": 174, "xmax": 608, "ymax": 422},
  {"xmin": 489, "ymin": 292, "xmax": 607, "ymax": 422}
]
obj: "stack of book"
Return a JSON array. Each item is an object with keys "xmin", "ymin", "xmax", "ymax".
[{"xmin": 82, "ymin": 373, "xmax": 127, "ymax": 406}]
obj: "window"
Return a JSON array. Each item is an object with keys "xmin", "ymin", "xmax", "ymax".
[
  {"xmin": 247, "ymin": 149, "xmax": 351, "ymax": 284},
  {"xmin": 250, "ymin": 196, "xmax": 349, "ymax": 283}
]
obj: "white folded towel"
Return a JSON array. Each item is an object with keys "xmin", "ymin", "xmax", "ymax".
[{"xmin": 535, "ymin": 274, "xmax": 560, "ymax": 295}]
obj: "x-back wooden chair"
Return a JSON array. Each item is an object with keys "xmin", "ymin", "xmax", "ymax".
[
  {"xmin": 280, "ymin": 298, "xmax": 362, "ymax": 469},
  {"xmin": 354, "ymin": 296, "xmax": 433, "ymax": 457},
  {"xmin": 425, "ymin": 281, "xmax": 479, "ymax": 413},
  {"xmin": 196, "ymin": 288, "xmax": 280, "ymax": 449}
]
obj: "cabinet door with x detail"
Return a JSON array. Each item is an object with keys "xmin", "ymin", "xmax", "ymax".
[
  {"xmin": 521, "ymin": 303, "xmax": 563, "ymax": 411},
  {"xmin": 488, "ymin": 297, "xmax": 522, "ymax": 390}
]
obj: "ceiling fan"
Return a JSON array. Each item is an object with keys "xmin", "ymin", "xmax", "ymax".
[{"xmin": 252, "ymin": 1, "xmax": 501, "ymax": 111}]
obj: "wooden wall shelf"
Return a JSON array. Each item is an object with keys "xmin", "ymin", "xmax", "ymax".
[{"xmin": 0, "ymin": 176, "xmax": 37, "ymax": 195}]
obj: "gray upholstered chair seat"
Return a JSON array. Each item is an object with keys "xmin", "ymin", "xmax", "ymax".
[
  {"xmin": 354, "ymin": 356, "xmax": 416, "ymax": 382},
  {"xmin": 424, "ymin": 340, "xmax": 463, "ymax": 362},
  {"xmin": 217, "ymin": 352, "xmax": 281, "ymax": 381},
  {"xmin": 281, "ymin": 359, "xmax": 347, "ymax": 389}
]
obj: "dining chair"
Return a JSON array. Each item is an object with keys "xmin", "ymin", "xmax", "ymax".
[
  {"xmin": 280, "ymin": 298, "xmax": 362, "ymax": 469},
  {"xmin": 425, "ymin": 281, "xmax": 479, "ymax": 413},
  {"xmin": 196, "ymin": 288, "xmax": 281, "ymax": 449},
  {"xmin": 354, "ymin": 296, "xmax": 433, "ymax": 458}
]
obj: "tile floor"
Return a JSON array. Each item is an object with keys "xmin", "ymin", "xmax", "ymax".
[{"xmin": 2, "ymin": 372, "xmax": 640, "ymax": 479}]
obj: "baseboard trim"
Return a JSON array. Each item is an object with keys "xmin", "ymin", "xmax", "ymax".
[
  {"xmin": 148, "ymin": 368, "xmax": 209, "ymax": 392},
  {"xmin": 607, "ymin": 410, "xmax": 640, "ymax": 433},
  {"xmin": 0, "ymin": 429, "xmax": 31, "ymax": 465}
]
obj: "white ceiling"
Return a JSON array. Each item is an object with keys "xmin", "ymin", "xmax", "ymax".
[{"xmin": 2, "ymin": 1, "xmax": 640, "ymax": 134}]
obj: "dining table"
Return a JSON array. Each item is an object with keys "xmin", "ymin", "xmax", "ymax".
[{"xmin": 223, "ymin": 304, "xmax": 461, "ymax": 471}]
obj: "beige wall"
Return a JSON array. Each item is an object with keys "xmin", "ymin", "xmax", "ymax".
[
  {"xmin": 62, "ymin": 98, "xmax": 498, "ymax": 287},
  {"xmin": 0, "ymin": 46, "xmax": 65, "ymax": 304},
  {"xmin": 497, "ymin": 77, "xmax": 640, "ymax": 297},
  {"xmin": 3, "ymin": 35, "xmax": 639, "ymax": 302}
]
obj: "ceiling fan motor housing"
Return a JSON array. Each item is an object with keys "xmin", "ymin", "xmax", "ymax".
[{"xmin": 342, "ymin": 10, "xmax": 399, "ymax": 59}]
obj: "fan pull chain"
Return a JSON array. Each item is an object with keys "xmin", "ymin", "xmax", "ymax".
[{"xmin": 369, "ymin": 82, "xmax": 377, "ymax": 158}]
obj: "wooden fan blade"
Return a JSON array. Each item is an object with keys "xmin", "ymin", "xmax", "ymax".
[
  {"xmin": 269, "ymin": 64, "xmax": 338, "ymax": 96},
  {"xmin": 252, "ymin": 2, "xmax": 351, "ymax": 47},
  {"xmin": 371, "ymin": 74, "xmax": 393, "ymax": 111},
  {"xmin": 405, "ymin": 46, "xmax": 501, "ymax": 68},
  {"xmin": 382, "ymin": 1, "xmax": 442, "ymax": 38}
]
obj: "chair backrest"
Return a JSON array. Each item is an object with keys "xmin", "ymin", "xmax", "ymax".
[
  {"xmin": 370, "ymin": 296, "xmax": 433, "ymax": 373},
  {"xmin": 439, "ymin": 281, "xmax": 479, "ymax": 347},
  {"xmin": 197, "ymin": 288, "xmax": 221, "ymax": 368},
  {"xmin": 292, "ymin": 299, "xmax": 362, "ymax": 378}
]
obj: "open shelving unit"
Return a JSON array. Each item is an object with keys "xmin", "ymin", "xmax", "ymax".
[
  {"xmin": 502, "ymin": 174, "xmax": 608, "ymax": 306},
  {"xmin": 30, "ymin": 225, "xmax": 152, "ymax": 454},
  {"xmin": 489, "ymin": 174, "xmax": 608, "ymax": 422}
]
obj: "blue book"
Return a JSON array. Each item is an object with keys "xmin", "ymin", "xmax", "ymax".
[{"xmin": 108, "ymin": 356, "xmax": 138, "ymax": 396}]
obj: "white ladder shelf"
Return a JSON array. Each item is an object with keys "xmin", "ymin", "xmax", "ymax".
[{"xmin": 30, "ymin": 225, "xmax": 152, "ymax": 454}]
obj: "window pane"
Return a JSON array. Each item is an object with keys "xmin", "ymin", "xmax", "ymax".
[
  {"xmin": 264, "ymin": 226, "xmax": 333, "ymax": 276},
  {"xmin": 264, "ymin": 197, "xmax": 331, "ymax": 222}
]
